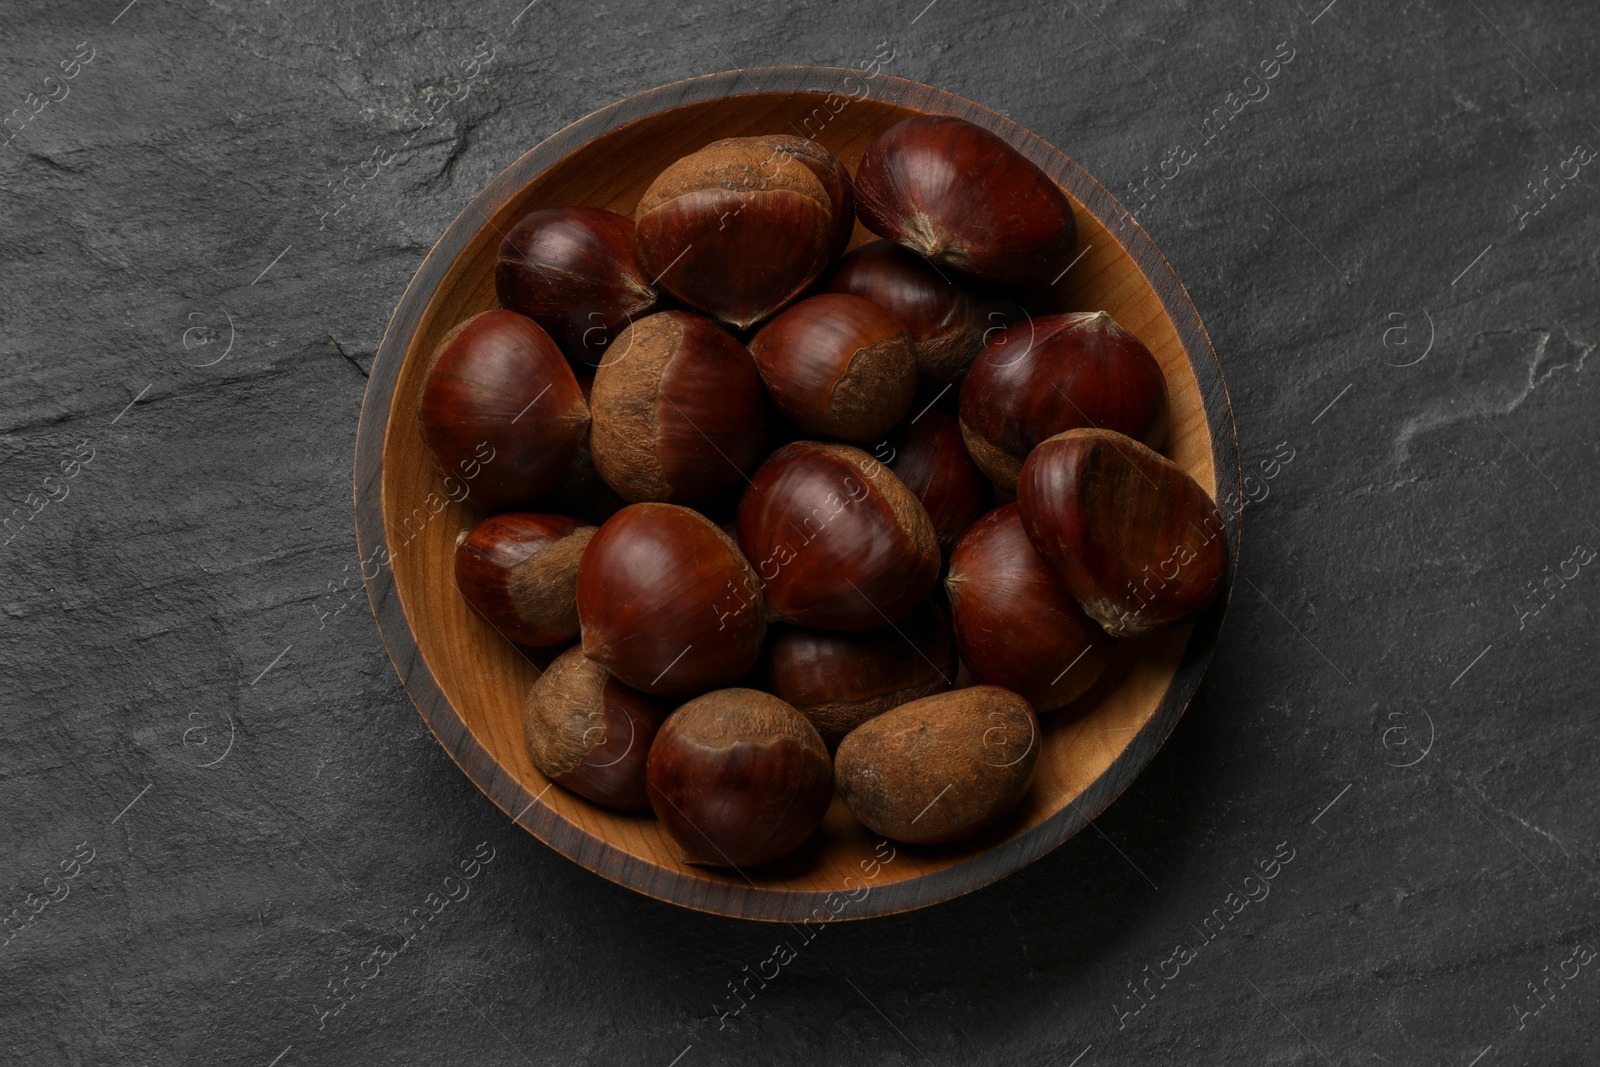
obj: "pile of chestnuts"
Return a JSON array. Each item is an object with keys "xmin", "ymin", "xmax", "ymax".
[{"xmin": 422, "ymin": 115, "xmax": 1226, "ymax": 868}]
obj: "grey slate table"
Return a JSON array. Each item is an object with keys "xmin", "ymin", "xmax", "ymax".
[{"xmin": 3, "ymin": 1, "xmax": 1597, "ymax": 1063}]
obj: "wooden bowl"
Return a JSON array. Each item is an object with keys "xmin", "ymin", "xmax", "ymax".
[{"xmin": 355, "ymin": 69, "xmax": 1241, "ymax": 921}]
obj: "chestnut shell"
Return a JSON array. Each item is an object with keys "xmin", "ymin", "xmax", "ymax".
[
  {"xmin": 854, "ymin": 115, "xmax": 1077, "ymax": 287},
  {"xmin": 945, "ymin": 504, "xmax": 1112, "ymax": 711},
  {"xmin": 959, "ymin": 310, "xmax": 1169, "ymax": 490},
  {"xmin": 495, "ymin": 206, "xmax": 658, "ymax": 367},
  {"xmin": 882, "ymin": 409, "xmax": 988, "ymax": 553},
  {"xmin": 750, "ymin": 134, "xmax": 855, "ymax": 257},
  {"xmin": 822, "ymin": 240, "xmax": 989, "ymax": 383},
  {"xmin": 749, "ymin": 293, "xmax": 917, "ymax": 444},
  {"xmin": 417, "ymin": 310, "xmax": 589, "ymax": 511},
  {"xmin": 454, "ymin": 513, "xmax": 596, "ymax": 647},
  {"xmin": 523, "ymin": 647, "xmax": 668, "ymax": 810},
  {"xmin": 577, "ymin": 503, "xmax": 767, "ymax": 696},
  {"xmin": 834, "ymin": 686, "xmax": 1039, "ymax": 845},
  {"xmin": 736, "ymin": 441, "xmax": 940, "ymax": 631},
  {"xmin": 1017, "ymin": 429, "xmax": 1227, "ymax": 636},
  {"xmin": 589, "ymin": 311, "xmax": 769, "ymax": 506},
  {"xmin": 646, "ymin": 688, "xmax": 833, "ymax": 867},
  {"xmin": 634, "ymin": 136, "xmax": 839, "ymax": 329}
]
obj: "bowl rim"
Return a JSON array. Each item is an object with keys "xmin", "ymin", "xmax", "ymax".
[{"xmin": 355, "ymin": 66, "xmax": 1243, "ymax": 922}]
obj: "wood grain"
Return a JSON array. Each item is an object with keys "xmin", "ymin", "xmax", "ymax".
[{"xmin": 354, "ymin": 68, "xmax": 1243, "ymax": 922}]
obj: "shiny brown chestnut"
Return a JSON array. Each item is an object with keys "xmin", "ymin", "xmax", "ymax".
[
  {"xmin": 645, "ymin": 688, "xmax": 833, "ymax": 867},
  {"xmin": 634, "ymin": 136, "xmax": 840, "ymax": 329},
  {"xmin": 454, "ymin": 513, "xmax": 596, "ymax": 647},
  {"xmin": 749, "ymin": 134, "xmax": 855, "ymax": 258},
  {"xmin": 945, "ymin": 505, "xmax": 1113, "ymax": 711},
  {"xmin": 578, "ymin": 503, "xmax": 766, "ymax": 696},
  {"xmin": 881, "ymin": 410, "xmax": 988, "ymax": 553},
  {"xmin": 495, "ymin": 206, "xmax": 658, "ymax": 367},
  {"xmin": 854, "ymin": 115, "xmax": 1077, "ymax": 287},
  {"xmin": 960, "ymin": 311, "xmax": 1169, "ymax": 490},
  {"xmin": 1017, "ymin": 429, "xmax": 1227, "ymax": 637},
  {"xmin": 749, "ymin": 293, "xmax": 917, "ymax": 443},
  {"xmin": 759, "ymin": 601, "xmax": 956, "ymax": 746},
  {"xmin": 589, "ymin": 311, "xmax": 769, "ymax": 506},
  {"xmin": 737, "ymin": 441, "xmax": 940, "ymax": 631},
  {"xmin": 417, "ymin": 310, "xmax": 589, "ymax": 511},
  {"xmin": 834, "ymin": 686, "xmax": 1039, "ymax": 845},
  {"xmin": 822, "ymin": 240, "xmax": 990, "ymax": 383},
  {"xmin": 523, "ymin": 647, "xmax": 668, "ymax": 810}
]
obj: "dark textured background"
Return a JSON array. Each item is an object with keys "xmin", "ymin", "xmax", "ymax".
[{"xmin": 3, "ymin": 0, "xmax": 1597, "ymax": 1063}]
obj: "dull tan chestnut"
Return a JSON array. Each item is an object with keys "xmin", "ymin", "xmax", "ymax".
[{"xmin": 834, "ymin": 687, "xmax": 1039, "ymax": 845}]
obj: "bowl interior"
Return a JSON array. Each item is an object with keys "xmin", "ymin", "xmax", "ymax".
[{"xmin": 374, "ymin": 80, "xmax": 1224, "ymax": 917}]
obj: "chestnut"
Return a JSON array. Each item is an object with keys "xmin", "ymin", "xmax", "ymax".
[
  {"xmin": 417, "ymin": 310, "xmax": 589, "ymax": 511},
  {"xmin": 634, "ymin": 136, "xmax": 840, "ymax": 329},
  {"xmin": 882, "ymin": 409, "xmax": 988, "ymax": 553},
  {"xmin": 759, "ymin": 601, "xmax": 956, "ymax": 746},
  {"xmin": 822, "ymin": 240, "xmax": 990, "ymax": 383},
  {"xmin": 945, "ymin": 505, "xmax": 1113, "ymax": 711},
  {"xmin": 1017, "ymin": 429, "xmax": 1227, "ymax": 636},
  {"xmin": 834, "ymin": 686, "xmax": 1038, "ymax": 845},
  {"xmin": 523, "ymin": 647, "xmax": 668, "ymax": 810},
  {"xmin": 736, "ymin": 441, "xmax": 940, "ymax": 631},
  {"xmin": 495, "ymin": 206, "xmax": 657, "ymax": 367},
  {"xmin": 854, "ymin": 115, "xmax": 1077, "ymax": 287},
  {"xmin": 589, "ymin": 311, "xmax": 769, "ymax": 506},
  {"xmin": 960, "ymin": 311, "xmax": 1168, "ymax": 491},
  {"xmin": 646, "ymin": 688, "xmax": 833, "ymax": 867},
  {"xmin": 454, "ymin": 513, "xmax": 597, "ymax": 647},
  {"xmin": 749, "ymin": 134, "xmax": 855, "ymax": 258},
  {"xmin": 749, "ymin": 293, "xmax": 917, "ymax": 443},
  {"xmin": 577, "ymin": 502, "xmax": 766, "ymax": 697}
]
